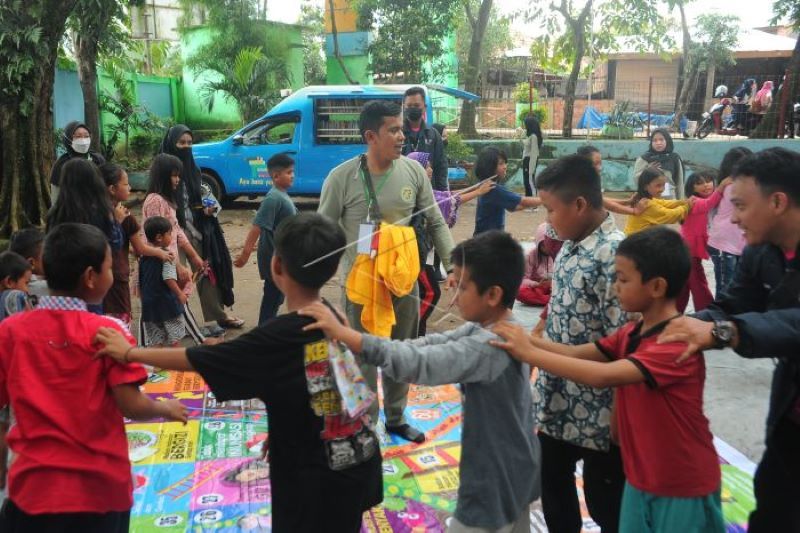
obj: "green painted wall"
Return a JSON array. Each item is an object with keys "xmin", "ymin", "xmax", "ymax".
[
  {"xmin": 326, "ymin": 55, "xmax": 371, "ymax": 85},
  {"xmin": 181, "ymin": 22, "xmax": 305, "ymax": 130},
  {"xmin": 463, "ymin": 139, "xmax": 800, "ymax": 192}
]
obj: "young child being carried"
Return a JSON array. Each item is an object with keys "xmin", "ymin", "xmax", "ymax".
[
  {"xmin": 8, "ymin": 229, "xmax": 48, "ymax": 298},
  {"xmin": 95, "ymin": 213, "xmax": 383, "ymax": 533},
  {"xmin": 493, "ymin": 226, "xmax": 724, "ymax": 533},
  {"xmin": 299, "ymin": 230, "xmax": 541, "ymax": 533},
  {"xmin": 234, "ymin": 153, "xmax": 298, "ymax": 326},
  {"xmin": 139, "ymin": 216, "xmax": 188, "ymax": 347},
  {"xmin": 0, "ymin": 223, "xmax": 186, "ymax": 532}
]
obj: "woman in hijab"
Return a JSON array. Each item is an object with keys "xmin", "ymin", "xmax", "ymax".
[
  {"xmin": 751, "ymin": 81, "xmax": 774, "ymax": 120},
  {"xmin": 521, "ymin": 115, "xmax": 544, "ymax": 197},
  {"xmin": 733, "ymin": 78, "xmax": 757, "ymax": 131},
  {"xmin": 49, "ymin": 121, "xmax": 106, "ymax": 199},
  {"xmin": 160, "ymin": 125, "xmax": 243, "ymax": 333},
  {"xmin": 632, "ymin": 128, "xmax": 685, "ymax": 198}
]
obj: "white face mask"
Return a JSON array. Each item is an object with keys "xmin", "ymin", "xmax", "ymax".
[{"xmin": 72, "ymin": 138, "xmax": 91, "ymax": 154}]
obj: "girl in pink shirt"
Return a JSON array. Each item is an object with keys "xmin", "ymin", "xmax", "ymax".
[
  {"xmin": 678, "ymin": 171, "xmax": 732, "ymax": 312},
  {"xmin": 707, "ymin": 147, "xmax": 752, "ymax": 297}
]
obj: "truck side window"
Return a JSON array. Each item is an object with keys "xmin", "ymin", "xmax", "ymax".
[{"xmin": 243, "ymin": 121, "xmax": 297, "ymax": 146}]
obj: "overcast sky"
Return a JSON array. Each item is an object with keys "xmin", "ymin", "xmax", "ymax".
[{"xmin": 270, "ymin": 0, "xmax": 784, "ymax": 30}]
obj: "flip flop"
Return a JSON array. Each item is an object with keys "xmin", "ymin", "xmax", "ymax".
[{"xmin": 218, "ymin": 317, "xmax": 245, "ymax": 329}]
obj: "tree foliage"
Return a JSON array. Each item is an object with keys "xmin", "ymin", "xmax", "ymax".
[
  {"xmin": 453, "ymin": 2, "xmax": 512, "ymax": 85},
  {"xmin": 356, "ymin": 0, "xmax": 461, "ymax": 83},
  {"xmin": 526, "ymin": 0, "xmax": 671, "ymax": 136},
  {"xmin": 299, "ymin": 0, "xmax": 326, "ymax": 85},
  {"xmin": 177, "ymin": 0, "xmax": 293, "ymax": 124},
  {"xmin": 200, "ymin": 45, "xmax": 289, "ymax": 124}
]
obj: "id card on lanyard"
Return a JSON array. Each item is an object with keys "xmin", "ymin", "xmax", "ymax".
[{"xmin": 357, "ymin": 155, "xmax": 393, "ymax": 258}]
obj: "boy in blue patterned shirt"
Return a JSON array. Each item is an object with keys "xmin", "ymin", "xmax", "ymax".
[{"xmin": 534, "ymin": 155, "xmax": 628, "ymax": 532}]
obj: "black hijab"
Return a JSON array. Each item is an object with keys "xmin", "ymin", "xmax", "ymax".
[
  {"xmin": 160, "ymin": 125, "xmax": 235, "ymax": 306},
  {"xmin": 641, "ymin": 128, "xmax": 682, "ymax": 180},
  {"xmin": 160, "ymin": 125, "xmax": 204, "ymax": 225},
  {"xmin": 49, "ymin": 121, "xmax": 106, "ymax": 187}
]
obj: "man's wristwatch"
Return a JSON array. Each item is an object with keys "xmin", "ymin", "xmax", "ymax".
[{"xmin": 711, "ymin": 320, "xmax": 736, "ymax": 349}]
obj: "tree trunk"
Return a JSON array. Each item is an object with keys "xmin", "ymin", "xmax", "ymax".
[
  {"xmin": 558, "ymin": 0, "xmax": 592, "ymax": 138},
  {"xmin": 76, "ymin": 36, "xmax": 102, "ymax": 153},
  {"xmin": 750, "ymin": 35, "xmax": 800, "ymax": 139},
  {"xmin": 672, "ymin": 2, "xmax": 692, "ymax": 131},
  {"xmin": 0, "ymin": 2, "xmax": 74, "ymax": 237},
  {"xmin": 327, "ymin": 0, "xmax": 358, "ymax": 84},
  {"xmin": 457, "ymin": 0, "xmax": 493, "ymax": 138}
]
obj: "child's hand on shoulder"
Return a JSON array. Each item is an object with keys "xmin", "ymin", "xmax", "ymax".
[
  {"xmin": 634, "ymin": 198, "xmax": 650, "ymax": 215},
  {"xmin": 94, "ymin": 327, "xmax": 133, "ymax": 364},
  {"xmin": 157, "ymin": 248, "xmax": 174, "ymax": 263},
  {"xmin": 718, "ymin": 177, "xmax": 733, "ymax": 190},
  {"xmin": 490, "ymin": 321, "xmax": 536, "ymax": 362},
  {"xmin": 299, "ymin": 302, "xmax": 348, "ymax": 339},
  {"xmin": 476, "ymin": 179, "xmax": 496, "ymax": 196},
  {"xmin": 160, "ymin": 399, "xmax": 188, "ymax": 424}
]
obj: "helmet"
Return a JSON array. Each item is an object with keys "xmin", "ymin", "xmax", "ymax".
[{"xmin": 714, "ymin": 85, "xmax": 728, "ymax": 98}]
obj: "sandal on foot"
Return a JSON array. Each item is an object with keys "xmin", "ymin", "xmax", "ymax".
[
  {"xmin": 218, "ymin": 317, "xmax": 245, "ymax": 329},
  {"xmin": 386, "ymin": 423, "xmax": 426, "ymax": 444}
]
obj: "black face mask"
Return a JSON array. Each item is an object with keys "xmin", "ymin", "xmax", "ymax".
[
  {"xmin": 406, "ymin": 107, "xmax": 423, "ymax": 122},
  {"xmin": 176, "ymin": 147, "xmax": 193, "ymax": 160}
]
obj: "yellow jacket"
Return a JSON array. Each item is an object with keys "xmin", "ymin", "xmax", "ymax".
[
  {"xmin": 624, "ymin": 198, "xmax": 689, "ymax": 235},
  {"xmin": 346, "ymin": 223, "xmax": 420, "ymax": 337}
]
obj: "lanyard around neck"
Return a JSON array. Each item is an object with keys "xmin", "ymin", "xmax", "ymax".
[{"xmin": 359, "ymin": 156, "xmax": 394, "ymax": 222}]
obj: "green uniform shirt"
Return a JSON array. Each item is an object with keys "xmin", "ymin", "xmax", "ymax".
[{"xmin": 318, "ymin": 155, "xmax": 455, "ymax": 276}]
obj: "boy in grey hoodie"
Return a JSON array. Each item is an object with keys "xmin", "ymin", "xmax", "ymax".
[{"xmin": 301, "ymin": 230, "xmax": 540, "ymax": 533}]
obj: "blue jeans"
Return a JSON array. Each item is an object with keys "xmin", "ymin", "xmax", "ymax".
[
  {"xmin": 258, "ymin": 277, "xmax": 284, "ymax": 327},
  {"xmin": 707, "ymin": 246, "xmax": 739, "ymax": 298}
]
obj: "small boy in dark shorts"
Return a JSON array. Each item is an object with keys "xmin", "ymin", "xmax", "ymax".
[{"xmin": 96, "ymin": 213, "xmax": 383, "ymax": 533}]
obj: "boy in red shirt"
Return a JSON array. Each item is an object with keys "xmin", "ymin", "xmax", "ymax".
[
  {"xmin": 0, "ymin": 223, "xmax": 187, "ymax": 532},
  {"xmin": 493, "ymin": 226, "xmax": 724, "ymax": 533}
]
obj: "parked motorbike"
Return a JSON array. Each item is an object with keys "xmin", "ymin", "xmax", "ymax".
[{"xmin": 695, "ymin": 98, "xmax": 734, "ymax": 139}]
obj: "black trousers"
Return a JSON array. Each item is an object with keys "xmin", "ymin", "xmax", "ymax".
[
  {"xmin": 523, "ymin": 156, "xmax": 533, "ymax": 197},
  {"xmin": 539, "ymin": 432, "xmax": 625, "ymax": 533},
  {"xmin": 0, "ymin": 499, "xmax": 130, "ymax": 533},
  {"xmin": 748, "ymin": 417, "xmax": 800, "ymax": 532}
]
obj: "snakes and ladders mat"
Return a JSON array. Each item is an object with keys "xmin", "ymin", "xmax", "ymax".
[{"xmin": 127, "ymin": 371, "xmax": 756, "ymax": 532}]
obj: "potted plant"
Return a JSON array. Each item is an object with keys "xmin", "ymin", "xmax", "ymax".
[{"xmin": 601, "ymin": 101, "xmax": 643, "ymax": 139}]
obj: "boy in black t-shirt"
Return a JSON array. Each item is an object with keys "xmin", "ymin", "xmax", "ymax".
[{"xmin": 95, "ymin": 213, "xmax": 383, "ymax": 533}]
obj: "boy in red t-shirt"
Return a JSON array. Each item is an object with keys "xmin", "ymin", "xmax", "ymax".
[
  {"xmin": 493, "ymin": 226, "xmax": 724, "ymax": 533},
  {"xmin": 0, "ymin": 223, "xmax": 187, "ymax": 532}
]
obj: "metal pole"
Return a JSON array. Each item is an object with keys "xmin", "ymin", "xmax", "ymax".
[
  {"xmin": 776, "ymin": 68, "xmax": 791, "ymax": 138},
  {"xmin": 587, "ymin": 6, "xmax": 593, "ymax": 140},
  {"xmin": 529, "ymin": 74, "xmax": 533, "ymax": 113},
  {"xmin": 647, "ymin": 77, "xmax": 653, "ymax": 138}
]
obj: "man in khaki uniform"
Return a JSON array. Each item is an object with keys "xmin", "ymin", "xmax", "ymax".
[{"xmin": 318, "ymin": 100, "xmax": 455, "ymax": 442}]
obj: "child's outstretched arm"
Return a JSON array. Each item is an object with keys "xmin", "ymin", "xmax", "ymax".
[
  {"xmin": 603, "ymin": 197, "xmax": 649, "ymax": 216},
  {"xmin": 516, "ymin": 196, "xmax": 542, "ymax": 210},
  {"xmin": 95, "ymin": 327, "xmax": 194, "ymax": 371},
  {"xmin": 300, "ymin": 303, "xmax": 509, "ymax": 386},
  {"xmin": 112, "ymin": 384, "xmax": 188, "ymax": 423},
  {"xmin": 234, "ymin": 225, "xmax": 261, "ymax": 268},
  {"xmin": 491, "ymin": 322, "xmax": 644, "ymax": 388}
]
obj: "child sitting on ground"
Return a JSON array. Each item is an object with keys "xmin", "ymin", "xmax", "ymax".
[
  {"xmin": 95, "ymin": 213, "xmax": 383, "ymax": 533},
  {"xmin": 0, "ymin": 223, "xmax": 186, "ymax": 532},
  {"xmin": 0, "ymin": 251, "xmax": 35, "ymax": 489},
  {"xmin": 474, "ymin": 146, "xmax": 541, "ymax": 235},
  {"xmin": 234, "ymin": 153, "xmax": 298, "ymax": 326},
  {"xmin": 622, "ymin": 168, "xmax": 694, "ymax": 235},
  {"xmin": 678, "ymin": 171, "xmax": 732, "ymax": 312},
  {"xmin": 493, "ymin": 226, "xmax": 723, "ymax": 533},
  {"xmin": 8, "ymin": 229, "xmax": 48, "ymax": 298},
  {"xmin": 140, "ymin": 216, "xmax": 187, "ymax": 347},
  {"xmin": 517, "ymin": 222, "xmax": 563, "ymax": 307},
  {"xmin": 299, "ymin": 230, "xmax": 541, "ymax": 533}
]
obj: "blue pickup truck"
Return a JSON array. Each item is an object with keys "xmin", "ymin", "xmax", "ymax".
[{"xmin": 190, "ymin": 84, "xmax": 478, "ymax": 202}]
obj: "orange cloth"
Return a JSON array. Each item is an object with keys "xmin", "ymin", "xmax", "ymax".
[{"xmin": 346, "ymin": 223, "xmax": 420, "ymax": 337}]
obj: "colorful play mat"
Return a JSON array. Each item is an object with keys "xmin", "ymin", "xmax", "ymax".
[{"xmin": 127, "ymin": 370, "xmax": 756, "ymax": 532}]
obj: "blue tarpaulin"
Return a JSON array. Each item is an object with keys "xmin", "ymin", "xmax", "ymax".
[{"xmin": 577, "ymin": 106, "xmax": 688, "ymax": 132}]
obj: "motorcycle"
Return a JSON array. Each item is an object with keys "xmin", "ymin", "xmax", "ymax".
[{"xmin": 695, "ymin": 98, "xmax": 734, "ymax": 139}]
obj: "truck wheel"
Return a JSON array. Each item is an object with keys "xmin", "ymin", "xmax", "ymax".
[{"xmin": 201, "ymin": 172, "xmax": 226, "ymax": 205}]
